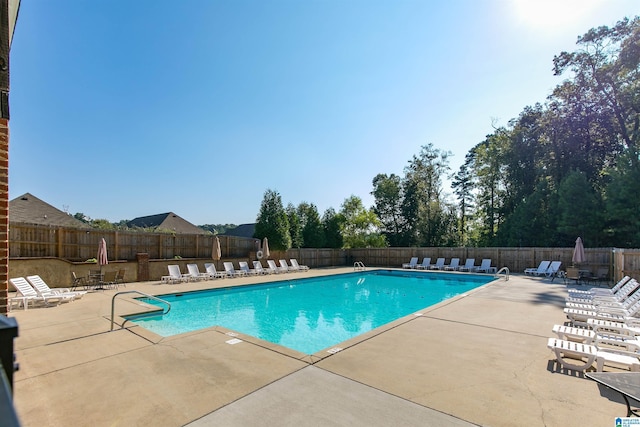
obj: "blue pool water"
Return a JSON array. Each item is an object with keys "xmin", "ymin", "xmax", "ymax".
[{"xmin": 127, "ymin": 270, "xmax": 494, "ymax": 354}]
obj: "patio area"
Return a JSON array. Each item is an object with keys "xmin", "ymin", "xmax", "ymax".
[{"xmin": 8, "ymin": 268, "xmax": 630, "ymax": 426}]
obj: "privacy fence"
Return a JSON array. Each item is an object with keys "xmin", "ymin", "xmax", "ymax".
[
  {"xmin": 9, "ymin": 223, "xmax": 258, "ymax": 261},
  {"xmin": 9, "ymin": 223, "xmax": 640, "ymax": 283}
]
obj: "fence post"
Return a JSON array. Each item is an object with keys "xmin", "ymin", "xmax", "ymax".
[{"xmin": 136, "ymin": 253, "xmax": 149, "ymax": 282}]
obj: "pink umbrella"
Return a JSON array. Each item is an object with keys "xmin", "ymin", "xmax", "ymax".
[
  {"xmin": 97, "ymin": 238, "xmax": 109, "ymax": 267},
  {"xmin": 572, "ymin": 237, "xmax": 586, "ymax": 265},
  {"xmin": 262, "ymin": 237, "xmax": 270, "ymax": 258},
  {"xmin": 212, "ymin": 236, "xmax": 221, "ymax": 261}
]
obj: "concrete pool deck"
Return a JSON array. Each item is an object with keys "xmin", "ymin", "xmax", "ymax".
[{"xmin": 8, "ymin": 268, "xmax": 631, "ymax": 426}]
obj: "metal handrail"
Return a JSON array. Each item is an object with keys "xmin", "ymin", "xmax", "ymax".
[
  {"xmin": 110, "ymin": 290, "xmax": 171, "ymax": 331},
  {"xmin": 495, "ymin": 267, "xmax": 510, "ymax": 281},
  {"xmin": 354, "ymin": 261, "xmax": 366, "ymax": 271}
]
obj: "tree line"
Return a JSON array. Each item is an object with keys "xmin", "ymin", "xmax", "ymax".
[{"xmin": 255, "ymin": 17, "xmax": 640, "ymax": 250}]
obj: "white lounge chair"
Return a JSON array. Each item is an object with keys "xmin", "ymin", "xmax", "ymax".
[
  {"xmin": 458, "ymin": 258, "xmax": 476, "ymax": 272},
  {"xmin": 548, "ymin": 336, "xmax": 640, "ymax": 372},
  {"xmin": 290, "ymin": 259, "xmax": 309, "ymax": 271},
  {"xmin": 546, "ymin": 261, "xmax": 562, "ymax": 281},
  {"xmin": 162, "ymin": 265, "xmax": 191, "ymax": 284},
  {"xmin": 9, "ymin": 277, "xmax": 71, "ymax": 309},
  {"xmin": 524, "ymin": 261, "xmax": 551, "ymax": 276},
  {"xmin": 565, "ymin": 299, "xmax": 640, "ymax": 326},
  {"xmin": 444, "ymin": 258, "xmax": 460, "ymax": 271},
  {"xmin": 26, "ymin": 275, "xmax": 86, "ymax": 299},
  {"xmin": 204, "ymin": 263, "xmax": 225, "ymax": 279},
  {"xmin": 552, "ymin": 324, "xmax": 595, "ymax": 344},
  {"xmin": 402, "ymin": 257, "xmax": 418, "ymax": 269},
  {"xmin": 253, "ymin": 260, "xmax": 271, "ymax": 274},
  {"xmin": 279, "ymin": 259, "xmax": 293, "ymax": 273},
  {"xmin": 430, "ymin": 258, "xmax": 445, "ymax": 270},
  {"xmin": 186, "ymin": 264, "xmax": 209, "ymax": 281},
  {"xmin": 239, "ymin": 261, "xmax": 257, "ymax": 275},
  {"xmin": 267, "ymin": 259, "xmax": 286, "ymax": 274},
  {"xmin": 224, "ymin": 262, "xmax": 247, "ymax": 277},
  {"xmin": 568, "ymin": 276, "xmax": 632, "ymax": 299},
  {"xmin": 475, "ymin": 259, "xmax": 496, "ymax": 273},
  {"xmin": 566, "ymin": 278, "xmax": 637, "ymax": 304},
  {"xmin": 416, "ymin": 258, "xmax": 431, "ymax": 270}
]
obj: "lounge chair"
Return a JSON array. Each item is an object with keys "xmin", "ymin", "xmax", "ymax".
[
  {"xmin": 565, "ymin": 284, "xmax": 640, "ymax": 311},
  {"xmin": 552, "ymin": 324, "xmax": 595, "ymax": 344},
  {"xmin": 267, "ymin": 259, "xmax": 286, "ymax": 274},
  {"xmin": 204, "ymin": 263, "xmax": 225, "ymax": 279},
  {"xmin": 475, "ymin": 259, "xmax": 496, "ymax": 273},
  {"xmin": 546, "ymin": 261, "xmax": 562, "ymax": 281},
  {"xmin": 568, "ymin": 276, "xmax": 632, "ymax": 299},
  {"xmin": 416, "ymin": 258, "xmax": 431, "ymax": 270},
  {"xmin": 444, "ymin": 258, "xmax": 460, "ymax": 271},
  {"xmin": 566, "ymin": 278, "xmax": 639, "ymax": 305},
  {"xmin": 224, "ymin": 262, "xmax": 247, "ymax": 277},
  {"xmin": 187, "ymin": 264, "xmax": 209, "ymax": 281},
  {"xmin": 9, "ymin": 277, "xmax": 71, "ymax": 309},
  {"xmin": 162, "ymin": 265, "xmax": 191, "ymax": 284},
  {"xmin": 402, "ymin": 257, "xmax": 418, "ymax": 269},
  {"xmin": 547, "ymin": 337, "xmax": 640, "ymax": 372},
  {"xmin": 26, "ymin": 275, "xmax": 86, "ymax": 299},
  {"xmin": 253, "ymin": 260, "xmax": 271, "ymax": 274},
  {"xmin": 565, "ymin": 299, "xmax": 640, "ymax": 326},
  {"xmin": 290, "ymin": 259, "xmax": 309, "ymax": 271},
  {"xmin": 279, "ymin": 259, "xmax": 293, "ymax": 273},
  {"xmin": 238, "ymin": 261, "xmax": 257, "ymax": 275},
  {"xmin": 430, "ymin": 258, "xmax": 445, "ymax": 270},
  {"xmin": 524, "ymin": 261, "xmax": 551, "ymax": 276},
  {"xmin": 458, "ymin": 258, "xmax": 476, "ymax": 272}
]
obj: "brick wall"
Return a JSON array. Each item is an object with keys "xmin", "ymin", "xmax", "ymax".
[{"xmin": 0, "ymin": 119, "xmax": 8, "ymax": 315}]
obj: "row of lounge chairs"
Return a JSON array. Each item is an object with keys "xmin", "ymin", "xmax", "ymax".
[
  {"xmin": 401, "ymin": 257, "xmax": 496, "ymax": 273},
  {"xmin": 161, "ymin": 259, "xmax": 310, "ymax": 284},
  {"xmin": 547, "ymin": 275, "xmax": 640, "ymax": 372},
  {"xmin": 9, "ymin": 275, "xmax": 87, "ymax": 310}
]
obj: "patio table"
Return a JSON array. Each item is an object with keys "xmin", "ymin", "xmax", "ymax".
[{"xmin": 586, "ymin": 372, "xmax": 640, "ymax": 417}]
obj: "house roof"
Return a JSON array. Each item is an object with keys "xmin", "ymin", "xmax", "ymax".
[
  {"xmin": 220, "ymin": 223, "xmax": 256, "ymax": 239},
  {"xmin": 9, "ymin": 192, "xmax": 91, "ymax": 228},
  {"xmin": 127, "ymin": 212, "xmax": 206, "ymax": 234}
]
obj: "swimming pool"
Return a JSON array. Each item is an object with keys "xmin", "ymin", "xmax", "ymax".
[{"xmin": 126, "ymin": 270, "xmax": 495, "ymax": 355}]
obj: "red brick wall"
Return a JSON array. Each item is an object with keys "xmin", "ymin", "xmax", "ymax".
[{"xmin": 0, "ymin": 119, "xmax": 8, "ymax": 315}]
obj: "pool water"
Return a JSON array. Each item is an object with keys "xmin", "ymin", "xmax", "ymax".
[{"xmin": 127, "ymin": 270, "xmax": 494, "ymax": 354}]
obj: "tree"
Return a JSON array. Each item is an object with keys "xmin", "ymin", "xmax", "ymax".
[
  {"xmin": 403, "ymin": 144, "xmax": 452, "ymax": 246},
  {"xmin": 339, "ymin": 195, "xmax": 386, "ymax": 248},
  {"xmin": 286, "ymin": 203, "xmax": 303, "ymax": 248},
  {"xmin": 371, "ymin": 173, "xmax": 406, "ymax": 246},
  {"xmin": 557, "ymin": 170, "xmax": 604, "ymax": 246},
  {"xmin": 322, "ymin": 208, "xmax": 343, "ymax": 248},
  {"xmin": 298, "ymin": 202, "xmax": 325, "ymax": 248},
  {"xmin": 254, "ymin": 189, "xmax": 291, "ymax": 250},
  {"xmin": 451, "ymin": 152, "xmax": 475, "ymax": 245}
]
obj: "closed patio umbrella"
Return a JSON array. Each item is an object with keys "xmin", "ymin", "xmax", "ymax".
[
  {"xmin": 572, "ymin": 237, "xmax": 586, "ymax": 265},
  {"xmin": 262, "ymin": 237, "xmax": 270, "ymax": 258},
  {"xmin": 97, "ymin": 238, "xmax": 108, "ymax": 268},
  {"xmin": 212, "ymin": 236, "xmax": 221, "ymax": 261}
]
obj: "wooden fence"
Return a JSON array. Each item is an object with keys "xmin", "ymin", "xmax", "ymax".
[
  {"xmin": 12, "ymin": 223, "xmax": 640, "ymax": 284},
  {"xmin": 9, "ymin": 223, "xmax": 259, "ymax": 261}
]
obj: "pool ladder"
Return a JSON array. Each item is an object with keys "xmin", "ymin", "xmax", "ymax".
[
  {"xmin": 354, "ymin": 261, "xmax": 366, "ymax": 271},
  {"xmin": 110, "ymin": 290, "xmax": 171, "ymax": 331},
  {"xmin": 495, "ymin": 267, "xmax": 510, "ymax": 281}
]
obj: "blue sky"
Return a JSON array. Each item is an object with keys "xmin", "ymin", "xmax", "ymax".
[{"xmin": 8, "ymin": 1, "xmax": 640, "ymax": 226}]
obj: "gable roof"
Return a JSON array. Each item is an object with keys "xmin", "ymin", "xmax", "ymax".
[
  {"xmin": 9, "ymin": 193, "xmax": 91, "ymax": 228},
  {"xmin": 220, "ymin": 223, "xmax": 256, "ymax": 239},
  {"xmin": 127, "ymin": 212, "xmax": 206, "ymax": 235}
]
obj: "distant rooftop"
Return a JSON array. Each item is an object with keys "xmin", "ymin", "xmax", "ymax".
[
  {"xmin": 220, "ymin": 223, "xmax": 256, "ymax": 239},
  {"xmin": 127, "ymin": 212, "xmax": 207, "ymax": 235},
  {"xmin": 9, "ymin": 192, "xmax": 91, "ymax": 228}
]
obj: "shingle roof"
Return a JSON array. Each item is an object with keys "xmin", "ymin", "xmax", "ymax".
[
  {"xmin": 9, "ymin": 192, "xmax": 91, "ymax": 228},
  {"xmin": 220, "ymin": 223, "xmax": 256, "ymax": 238},
  {"xmin": 127, "ymin": 212, "xmax": 206, "ymax": 234}
]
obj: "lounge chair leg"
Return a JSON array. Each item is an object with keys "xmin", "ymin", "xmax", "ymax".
[{"xmin": 553, "ymin": 348, "xmax": 595, "ymax": 372}]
